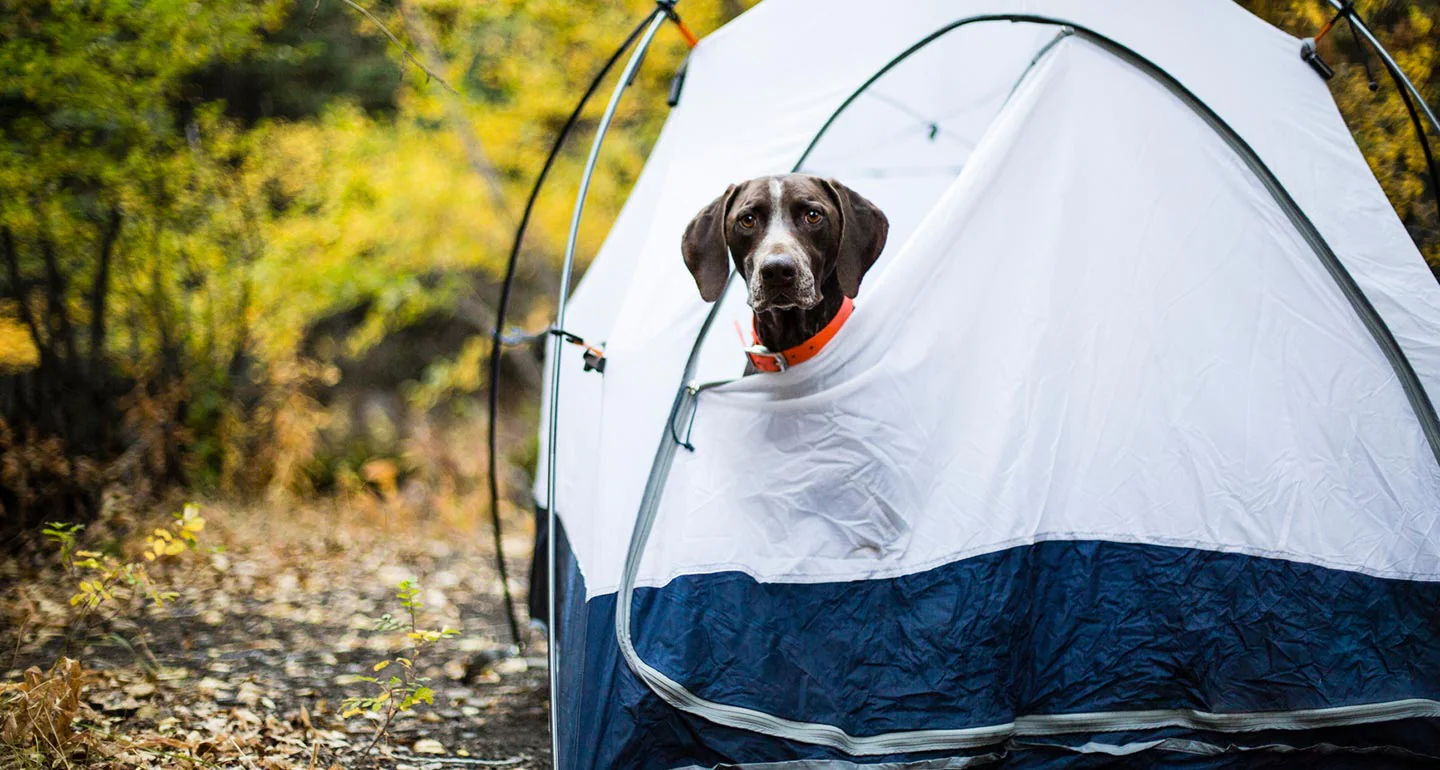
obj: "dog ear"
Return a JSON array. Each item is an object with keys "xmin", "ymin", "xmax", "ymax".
[
  {"xmin": 680, "ymin": 184, "xmax": 738, "ymax": 302},
  {"xmin": 822, "ymin": 178, "xmax": 889, "ymax": 298}
]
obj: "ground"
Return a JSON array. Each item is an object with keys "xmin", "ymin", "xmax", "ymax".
[{"xmin": 2, "ymin": 501, "xmax": 552, "ymax": 769}]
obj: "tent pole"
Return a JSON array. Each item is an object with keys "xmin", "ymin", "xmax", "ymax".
[
  {"xmin": 1326, "ymin": 0, "xmax": 1440, "ymax": 137},
  {"xmin": 543, "ymin": 10, "xmax": 669, "ymax": 768},
  {"xmin": 485, "ymin": 9, "xmax": 661, "ymax": 654}
]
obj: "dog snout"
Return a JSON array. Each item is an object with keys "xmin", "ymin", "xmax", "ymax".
[{"xmin": 759, "ymin": 256, "xmax": 799, "ymax": 286}]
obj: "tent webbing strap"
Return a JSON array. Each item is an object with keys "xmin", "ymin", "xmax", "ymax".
[{"xmin": 613, "ymin": 15, "xmax": 1440, "ymax": 756}]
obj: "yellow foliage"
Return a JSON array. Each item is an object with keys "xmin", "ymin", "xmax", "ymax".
[
  {"xmin": 0, "ymin": 301, "xmax": 38, "ymax": 373},
  {"xmin": 7, "ymin": 0, "xmax": 1434, "ymax": 506}
]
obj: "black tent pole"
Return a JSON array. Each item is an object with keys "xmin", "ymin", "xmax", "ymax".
[
  {"xmin": 1335, "ymin": 5, "xmax": 1440, "ymax": 236},
  {"xmin": 1326, "ymin": 0, "xmax": 1440, "ymax": 136}
]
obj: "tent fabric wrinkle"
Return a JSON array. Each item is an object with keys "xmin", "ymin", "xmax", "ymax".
[{"xmin": 533, "ymin": 1, "xmax": 1440, "ymax": 767}]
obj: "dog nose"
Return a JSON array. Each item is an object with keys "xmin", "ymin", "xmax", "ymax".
[{"xmin": 759, "ymin": 257, "xmax": 798, "ymax": 284}]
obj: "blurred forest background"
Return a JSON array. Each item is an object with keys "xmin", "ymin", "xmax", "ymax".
[
  {"xmin": 0, "ymin": 0, "xmax": 754, "ymax": 540},
  {"xmin": 0, "ymin": 0, "xmax": 1436, "ymax": 537}
]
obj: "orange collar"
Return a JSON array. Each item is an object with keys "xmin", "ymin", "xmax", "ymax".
[{"xmin": 747, "ymin": 296, "xmax": 854, "ymax": 373}]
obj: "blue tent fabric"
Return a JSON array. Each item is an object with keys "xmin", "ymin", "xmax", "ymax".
[{"xmin": 552, "ymin": 529, "xmax": 1440, "ymax": 767}]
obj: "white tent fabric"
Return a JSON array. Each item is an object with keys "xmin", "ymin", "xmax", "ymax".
[
  {"xmin": 533, "ymin": 1, "xmax": 1440, "ymax": 766},
  {"xmin": 639, "ymin": 36, "xmax": 1440, "ymax": 589},
  {"xmin": 539, "ymin": 0, "xmax": 1440, "ymax": 593}
]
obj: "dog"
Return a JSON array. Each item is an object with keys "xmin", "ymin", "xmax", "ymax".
[{"xmin": 680, "ymin": 174, "xmax": 888, "ymax": 371}]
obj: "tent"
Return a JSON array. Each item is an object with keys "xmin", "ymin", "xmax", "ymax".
[{"xmin": 530, "ymin": 1, "xmax": 1440, "ymax": 766}]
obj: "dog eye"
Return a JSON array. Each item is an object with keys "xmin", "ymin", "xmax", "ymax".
[
  {"xmin": 738, "ymin": 213, "xmax": 756, "ymax": 229},
  {"xmin": 804, "ymin": 209, "xmax": 823, "ymax": 224}
]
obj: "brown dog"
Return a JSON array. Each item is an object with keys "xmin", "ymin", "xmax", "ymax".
[{"xmin": 681, "ymin": 174, "xmax": 888, "ymax": 367}]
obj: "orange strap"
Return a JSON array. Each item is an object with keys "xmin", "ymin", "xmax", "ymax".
[
  {"xmin": 747, "ymin": 296, "xmax": 854, "ymax": 373},
  {"xmin": 1314, "ymin": 1, "xmax": 1354, "ymax": 44},
  {"xmin": 670, "ymin": 16, "xmax": 699, "ymax": 48},
  {"xmin": 659, "ymin": 2, "xmax": 699, "ymax": 49}
]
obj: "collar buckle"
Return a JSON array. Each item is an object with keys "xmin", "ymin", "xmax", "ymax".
[{"xmin": 744, "ymin": 345, "xmax": 788, "ymax": 372}]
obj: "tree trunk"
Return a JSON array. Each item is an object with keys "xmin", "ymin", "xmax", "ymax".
[
  {"xmin": 2, "ymin": 226, "xmax": 46, "ymax": 428},
  {"xmin": 89, "ymin": 208, "xmax": 122, "ymax": 378},
  {"xmin": 89, "ymin": 208, "xmax": 123, "ymax": 451},
  {"xmin": 39, "ymin": 234, "xmax": 79, "ymax": 373}
]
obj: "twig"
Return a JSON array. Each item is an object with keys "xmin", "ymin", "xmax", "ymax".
[
  {"xmin": 338, "ymin": 0, "xmax": 457, "ymax": 94},
  {"xmin": 415, "ymin": 758, "xmax": 527, "ymax": 767},
  {"xmin": 228, "ymin": 735, "xmax": 258, "ymax": 770},
  {"xmin": 397, "ymin": 0, "xmax": 516, "ymax": 225},
  {"xmin": 362, "ymin": 707, "xmax": 398, "ymax": 756},
  {"xmin": 7, "ymin": 611, "xmax": 30, "ymax": 673}
]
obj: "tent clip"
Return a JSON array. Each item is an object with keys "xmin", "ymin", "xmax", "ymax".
[
  {"xmin": 549, "ymin": 328, "xmax": 606, "ymax": 374},
  {"xmin": 669, "ymin": 385, "xmax": 702, "ymax": 452},
  {"xmin": 668, "ymin": 57, "xmax": 689, "ymax": 107}
]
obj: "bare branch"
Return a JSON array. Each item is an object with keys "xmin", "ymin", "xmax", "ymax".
[
  {"xmin": 339, "ymin": 0, "xmax": 458, "ymax": 95},
  {"xmin": 398, "ymin": 1, "xmax": 515, "ymax": 223}
]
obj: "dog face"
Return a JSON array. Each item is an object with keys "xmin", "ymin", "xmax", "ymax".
[{"xmin": 680, "ymin": 174, "xmax": 888, "ymax": 311}]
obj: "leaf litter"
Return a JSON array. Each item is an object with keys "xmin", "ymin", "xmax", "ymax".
[{"xmin": 2, "ymin": 504, "xmax": 550, "ymax": 769}]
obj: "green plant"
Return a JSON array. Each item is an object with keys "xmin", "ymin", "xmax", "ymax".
[
  {"xmin": 42, "ymin": 504, "xmax": 208, "ymax": 664},
  {"xmin": 3, "ymin": 507, "xmax": 209, "ymax": 763},
  {"xmin": 342, "ymin": 578, "xmax": 459, "ymax": 755}
]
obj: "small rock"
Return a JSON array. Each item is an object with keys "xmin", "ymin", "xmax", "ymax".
[
  {"xmin": 197, "ymin": 676, "xmax": 231, "ymax": 693},
  {"xmin": 125, "ymin": 681, "xmax": 157, "ymax": 698},
  {"xmin": 412, "ymin": 738, "xmax": 446, "ymax": 755},
  {"xmin": 103, "ymin": 696, "xmax": 142, "ymax": 713},
  {"xmin": 237, "ymin": 681, "xmax": 264, "ymax": 706},
  {"xmin": 494, "ymin": 658, "xmax": 527, "ymax": 675}
]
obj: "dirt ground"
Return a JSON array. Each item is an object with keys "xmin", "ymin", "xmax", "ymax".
[{"xmin": 3, "ymin": 502, "xmax": 552, "ymax": 769}]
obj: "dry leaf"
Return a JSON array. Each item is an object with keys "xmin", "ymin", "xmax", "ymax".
[{"xmin": 0, "ymin": 657, "xmax": 85, "ymax": 748}]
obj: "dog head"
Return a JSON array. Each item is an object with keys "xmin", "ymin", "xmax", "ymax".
[{"xmin": 680, "ymin": 174, "xmax": 888, "ymax": 311}]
